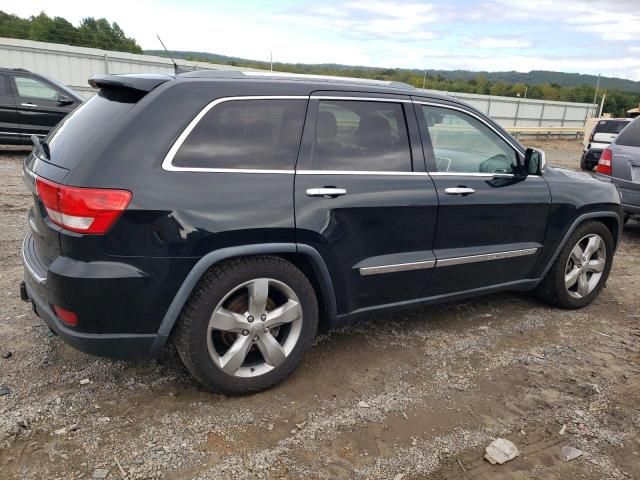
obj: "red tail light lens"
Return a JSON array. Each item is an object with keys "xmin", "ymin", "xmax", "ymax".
[
  {"xmin": 596, "ymin": 148, "xmax": 612, "ymax": 176},
  {"xmin": 35, "ymin": 177, "xmax": 132, "ymax": 234},
  {"xmin": 53, "ymin": 305, "xmax": 78, "ymax": 327}
]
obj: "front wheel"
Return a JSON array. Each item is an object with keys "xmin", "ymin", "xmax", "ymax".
[
  {"xmin": 174, "ymin": 256, "xmax": 318, "ymax": 394},
  {"xmin": 535, "ymin": 221, "xmax": 614, "ymax": 309}
]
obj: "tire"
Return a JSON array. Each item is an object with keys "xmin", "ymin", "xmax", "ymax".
[
  {"xmin": 174, "ymin": 256, "xmax": 318, "ymax": 394},
  {"xmin": 580, "ymin": 155, "xmax": 593, "ymax": 171},
  {"xmin": 535, "ymin": 221, "xmax": 614, "ymax": 309}
]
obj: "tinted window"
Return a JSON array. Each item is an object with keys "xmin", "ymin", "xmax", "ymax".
[
  {"xmin": 594, "ymin": 120, "xmax": 630, "ymax": 135},
  {"xmin": 0, "ymin": 74, "xmax": 8, "ymax": 96},
  {"xmin": 173, "ymin": 99, "xmax": 306, "ymax": 170},
  {"xmin": 14, "ymin": 76, "xmax": 59, "ymax": 100},
  {"xmin": 421, "ymin": 105, "xmax": 517, "ymax": 173},
  {"xmin": 311, "ymin": 100, "xmax": 412, "ymax": 172},
  {"xmin": 615, "ymin": 118, "xmax": 640, "ymax": 147}
]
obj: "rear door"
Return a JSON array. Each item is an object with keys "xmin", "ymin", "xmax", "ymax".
[
  {"xmin": 10, "ymin": 74, "xmax": 76, "ymax": 139},
  {"xmin": 294, "ymin": 92, "xmax": 438, "ymax": 316},
  {"xmin": 610, "ymin": 118, "xmax": 640, "ymax": 209},
  {"xmin": 0, "ymin": 73, "xmax": 21, "ymax": 144},
  {"xmin": 415, "ymin": 100, "xmax": 551, "ymax": 295}
]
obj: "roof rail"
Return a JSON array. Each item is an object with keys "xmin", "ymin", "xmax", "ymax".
[{"xmin": 178, "ymin": 69, "xmax": 415, "ymax": 89}]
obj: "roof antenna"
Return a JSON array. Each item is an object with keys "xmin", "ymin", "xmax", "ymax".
[{"xmin": 157, "ymin": 34, "xmax": 179, "ymax": 75}]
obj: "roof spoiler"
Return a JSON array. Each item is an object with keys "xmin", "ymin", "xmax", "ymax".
[{"xmin": 88, "ymin": 74, "xmax": 173, "ymax": 93}]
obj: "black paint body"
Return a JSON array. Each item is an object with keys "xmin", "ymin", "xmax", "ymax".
[{"xmin": 20, "ymin": 73, "xmax": 623, "ymax": 359}]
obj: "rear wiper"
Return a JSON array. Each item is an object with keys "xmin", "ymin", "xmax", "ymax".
[{"xmin": 30, "ymin": 134, "xmax": 50, "ymax": 160}]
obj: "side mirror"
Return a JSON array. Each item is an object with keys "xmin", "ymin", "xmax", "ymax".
[
  {"xmin": 57, "ymin": 95, "xmax": 73, "ymax": 106},
  {"xmin": 523, "ymin": 148, "xmax": 546, "ymax": 175}
]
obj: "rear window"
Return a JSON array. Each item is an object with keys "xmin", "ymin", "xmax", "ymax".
[
  {"xmin": 594, "ymin": 120, "xmax": 630, "ymax": 135},
  {"xmin": 47, "ymin": 89, "xmax": 141, "ymax": 169},
  {"xmin": 172, "ymin": 99, "xmax": 307, "ymax": 170},
  {"xmin": 615, "ymin": 118, "xmax": 640, "ymax": 147}
]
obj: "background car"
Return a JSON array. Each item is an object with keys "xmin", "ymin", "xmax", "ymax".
[
  {"xmin": 596, "ymin": 116, "xmax": 640, "ymax": 223},
  {"xmin": 0, "ymin": 68, "xmax": 84, "ymax": 145},
  {"xmin": 581, "ymin": 118, "xmax": 632, "ymax": 170}
]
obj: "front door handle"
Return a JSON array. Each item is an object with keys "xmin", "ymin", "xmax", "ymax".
[
  {"xmin": 306, "ymin": 187, "xmax": 347, "ymax": 198},
  {"xmin": 445, "ymin": 187, "xmax": 475, "ymax": 196},
  {"xmin": 21, "ymin": 102, "xmax": 38, "ymax": 108}
]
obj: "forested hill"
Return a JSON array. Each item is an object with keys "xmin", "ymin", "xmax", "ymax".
[
  {"xmin": 0, "ymin": 10, "xmax": 141, "ymax": 53},
  {"xmin": 145, "ymin": 50, "xmax": 640, "ymax": 117}
]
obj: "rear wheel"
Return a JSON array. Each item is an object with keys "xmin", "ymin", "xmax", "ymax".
[
  {"xmin": 174, "ymin": 256, "xmax": 318, "ymax": 394},
  {"xmin": 536, "ymin": 221, "xmax": 613, "ymax": 309}
]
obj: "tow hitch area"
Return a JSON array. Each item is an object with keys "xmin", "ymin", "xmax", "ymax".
[{"xmin": 20, "ymin": 281, "xmax": 30, "ymax": 302}]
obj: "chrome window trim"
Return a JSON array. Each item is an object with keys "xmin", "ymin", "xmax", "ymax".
[
  {"xmin": 161, "ymin": 95, "xmax": 308, "ymax": 173},
  {"xmin": 312, "ymin": 96, "xmax": 411, "ymax": 103},
  {"xmin": 359, "ymin": 260, "xmax": 436, "ymax": 276},
  {"xmin": 298, "ymin": 170, "xmax": 428, "ymax": 176},
  {"xmin": 436, "ymin": 248, "xmax": 538, "ymax": 267}
]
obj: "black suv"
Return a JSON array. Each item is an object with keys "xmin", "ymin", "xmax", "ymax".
[
  {"xmin": 0, "ymin": 68, "xmax": 84, "ymax": 145},
  {"xmin": 20, "ymin": 71, "xmax": 623, "ymax": 394}
]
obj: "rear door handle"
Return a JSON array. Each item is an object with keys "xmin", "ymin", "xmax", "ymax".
[
  {"xmin": 21, "ymin": 103, "xmax": 38, "ymax": 108},
  {"xmin": 445, "ymin": 187, "xmax": 475, "ymax": 196},
  {"xmin": 306, "ymin": 187, "xmax": 347, "ymax": 198}
]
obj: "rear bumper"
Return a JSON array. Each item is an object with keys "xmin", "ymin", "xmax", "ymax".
[
  {"xmin": 23, "ymin": 276, "xmax": 157, "ymax": 359},
  {"xmin": 619, "ymin": 187, "xmax": 640, "ymax": 215},
  {"xmin": 20, "ymin": 231, "xmax": 188, "ymax": 360}
]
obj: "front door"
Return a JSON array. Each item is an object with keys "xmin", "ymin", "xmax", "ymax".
[
  {"xmin": 415, "ymin": 100, "xmax": 552, "ymax": 295},
  {"xmin": 10, "ymin": 74, "xmax": 73, "ymax": 140},
  {"xmin": 295, "ymin": 94, "xmax": 438, "ymax": 316}
]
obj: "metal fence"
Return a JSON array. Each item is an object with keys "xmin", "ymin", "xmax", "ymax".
[
  {"xmin": 422, "ymin": 90, "xmax": 598, "ymax": 129},
  {"xmin": 1, "ymin": 37, "xmax": 598, "ymax": 130}
]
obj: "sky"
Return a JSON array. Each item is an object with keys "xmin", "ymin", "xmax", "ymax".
[{"xmin": 4, "ymin": 0, "xmax": 640, "ymax": 80}]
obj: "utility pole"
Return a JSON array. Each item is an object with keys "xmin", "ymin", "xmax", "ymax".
[
  {"xmin": 524, "ymin": 85, "xmax": 528, "ymax": 99},
  {"xmin": 592, "ymin": 73, "xmax": 601, "ymax": 111},
  {"xmin": 599, "ymin": 93, "xmax": 606, "ymax": 117},
  {"xmin": 422, "ymin": 71, "xmax": 427, "ymax": 89},
  {"xmin": 270, "ymin": 52, "xmax": 273, "ymax": 72}
]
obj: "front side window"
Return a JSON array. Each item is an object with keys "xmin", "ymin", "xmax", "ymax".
[
  {"xmin": 14, "ymin": 76, "xmax": 59, "ymax": 100},
  {"xmin": 311, "ymin": 100, "xmax": 412, "ymax": 172},
  {"xmin": 172, "ymin": 99, "xmax": 306, "ymax": 170},
  {"xmin": 421, "ymin": 105, "xmax": 517, "ymax": 174}
]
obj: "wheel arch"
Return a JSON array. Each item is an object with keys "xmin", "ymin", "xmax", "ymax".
[
  {"xmin": 149, "ymin": 243, "xmax": 337, "ymax": 356},
  {"xmin": 536, "ymin": 211, "xmax": 621, "ymax": 284}
]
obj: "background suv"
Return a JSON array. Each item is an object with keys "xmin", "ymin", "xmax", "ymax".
[
  {"xmin": 21, "ymin": 71, "xmax": 623, "ymax": 394},
  {"xmin": 0, "ymin": 68, "xmax": 84, "ymax": 145},
  {"xmin": 596, "ymin": 116, "xmax": 640, "ymax": 223},
  {"xmin": 581, "ymin": 118, "xmax": 632, "ymax": 170}
]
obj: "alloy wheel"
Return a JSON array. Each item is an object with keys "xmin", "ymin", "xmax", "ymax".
[
  {"xmin": 564, "ymin": 233, "xmax": 606, "ymax": 299},
  {"xmin": 206, "ymin": 278, "xmax": 303, "ymax": 377}
]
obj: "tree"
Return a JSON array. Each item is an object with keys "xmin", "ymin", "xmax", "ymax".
[{"xmin": 0, "ymin": 10, "xmax": 141, "ymax": 53}]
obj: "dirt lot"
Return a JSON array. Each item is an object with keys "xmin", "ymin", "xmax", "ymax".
[{"xmin": 1, "ymin": 139, "xmax": 639, "ymax": 480}]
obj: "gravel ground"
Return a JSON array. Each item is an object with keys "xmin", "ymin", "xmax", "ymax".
[{"xmin": 0, "ymin": 139, "xmax": 639, "ymax": 480}]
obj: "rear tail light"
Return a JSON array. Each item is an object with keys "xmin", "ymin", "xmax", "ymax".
[
  {"xmin": 596, "ymin": 148, "xmax": 613, "ymax": 176},
  {"xmin": 53, "ymin": 305, "xmax": 78, "ymax": 327},
  {"xmin": 35, "ymin": 177, "xmax": 131, "ymax": 234}
]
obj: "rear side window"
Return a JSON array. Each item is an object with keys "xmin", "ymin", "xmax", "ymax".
[
  {"xmin": 311, "ymin": 100, "xmax": 412, "ymax": 172},
  {"xmin": 0, "ymin": 74, "xmax": 8, "ymax": 95},
  {"xmin": 615, "ymin": 118, "xmax": 640, "ymax": 147},
  {"xmin": 594, "ymin": 120, "xmax": 629, "ymax": 135},
  {"xmin": 172, "ymin": 99, "xmax": 307, "ymax": 170}
]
